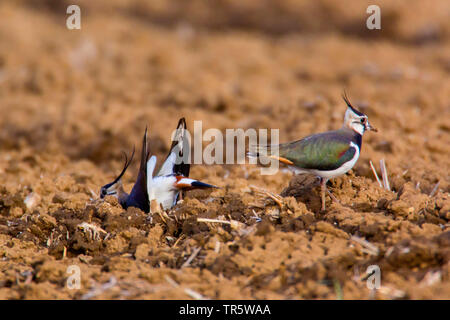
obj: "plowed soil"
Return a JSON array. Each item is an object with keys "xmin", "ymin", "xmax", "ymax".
[{"xmin": 0, "ymin": 0, "xmax": 449, "ymax": 299}]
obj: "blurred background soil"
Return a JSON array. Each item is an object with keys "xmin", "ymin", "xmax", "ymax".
[{"xmin": 0, "ymin": 0, "xmax": 449, "ymax": 299}]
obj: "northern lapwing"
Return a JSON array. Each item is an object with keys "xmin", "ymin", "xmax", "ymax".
[
  {"xmin": 100, "ymin": 118, "xmax": 217, "ymax": 213},
  {"xmin": 248, "ymin": 93, "xmax": 377, "ymax": 211}
]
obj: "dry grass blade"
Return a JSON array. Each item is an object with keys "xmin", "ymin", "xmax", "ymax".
[
  {"xmin": 197, "ymin": 217, "xmax": 245, "ymax": 230},
  {"xmin": 378, "ymin": 286, "xmax": 405, "ymax": 299},
  {"xmin": 164, "ymin": 275, "xmax": 180, "ymax": 288},
  {"xmin": 214, "ymin": 241, "xmax": 221, "ymax": 253},
  {"xmin": 429, "ymin": 181, "xmax": 440, "ymax": 197},
  {"xmin": 249, "ymin": 185, "xmax": 284, "ymax": 208},
  {"xmin": 81, "ymin": 277, "xmax": 117, "ymax": 300},
  {"xmin": 419, "ymin": 270, "xmax": 441, "ymax": 287},
  {"xmin": 379, "ymin": 159, "xmax": 390, "ymax": 191},
  {"xmin": 157, "ymin": 210, "xmax": 167, "ymax": 224},
  {"xmin": 181, "ymin": 247, "xmax": 201, "ymax": 268},
  {"xmin": 172, "ymin": 235, "xmax": 185, "ymax": 248},
  {"xmin": 184, "ymin": 288, "xmax": 208, "ymax": 300},
  {"xmin": 164, "ymin": 275, "xmax": 208, "ymax": 300},
  {"xmin": 78, "ymin": 222, "xmax": 107, "ymax": 241},
  {"xmin": 351, "ymin": 236, "xmax": 379, "ymax": 256},
  {"xmin": 369, "ymin": 160, "xmax": 383, "ymax": 188},
  {"xmin": 88, "ymin": 188, "xmax": 98, "ymax": 199},
  {"xmin": 197, "ymin": 218, "xmax": 231, "ymax": 225}
]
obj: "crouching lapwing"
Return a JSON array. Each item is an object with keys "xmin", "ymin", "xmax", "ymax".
[
  {"xmin": 248, "ymin": 93, "xmax": 377, "ymax": 211},
  {"xmin": 100, "ymin": 118, "xmax": 217, "ymax": 213}
]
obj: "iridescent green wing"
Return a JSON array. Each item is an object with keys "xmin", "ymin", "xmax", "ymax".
[{"xmin": 277, "ymin": 131, "xmax": 356, "ymax": 171}]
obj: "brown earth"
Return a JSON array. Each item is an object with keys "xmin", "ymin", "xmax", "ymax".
[{"xmin": 0, "ymin": 0, "xmax": 449, "ymax": 299}]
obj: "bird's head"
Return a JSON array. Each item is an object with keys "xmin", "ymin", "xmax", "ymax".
[
  {"xmin": 342, "ymin": 93, "xmax": 377, "ymax": 135},
  {"xmin": 100, "ymin": 179, "xmax": 123, "ymax": 199}
]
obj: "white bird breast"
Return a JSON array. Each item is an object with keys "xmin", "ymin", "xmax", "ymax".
[{"xmin": 148, "ymin": 175, "xmax": 179, "ymax": 210}]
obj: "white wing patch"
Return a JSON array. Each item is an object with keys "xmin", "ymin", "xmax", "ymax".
[
  {"xmin": 146, "ymin": 155, "xmax": 157, "ymax": 199},
  {"xmin": 146, "ymin": 155, "xmax": 180, "ymax": 211},
  {"xmin": 157, "ymin": 152, "xmax": 177, "ymax": 177}
]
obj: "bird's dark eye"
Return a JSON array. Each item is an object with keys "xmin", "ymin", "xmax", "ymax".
[{"xmin": 360, "ymin": 118, "xmax": 366, "ymax": 124}]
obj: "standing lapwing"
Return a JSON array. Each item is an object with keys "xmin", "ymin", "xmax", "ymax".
[
  {"xmin": 248, "ymin": 93, "xmax": 377, "ymax": 211},
  {"xmin": 100, "ymin": 118, "xmax": 217, "ymax": 213}
]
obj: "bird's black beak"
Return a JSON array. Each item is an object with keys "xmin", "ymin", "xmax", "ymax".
[{"xmin": 190, "ymin": 181, "xmax": 219, "ymax": 189}]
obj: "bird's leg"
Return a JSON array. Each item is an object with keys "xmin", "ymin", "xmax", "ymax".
[{"xmin": 320, "ymin": 177, "xmax": 328, "ymax": 211}]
